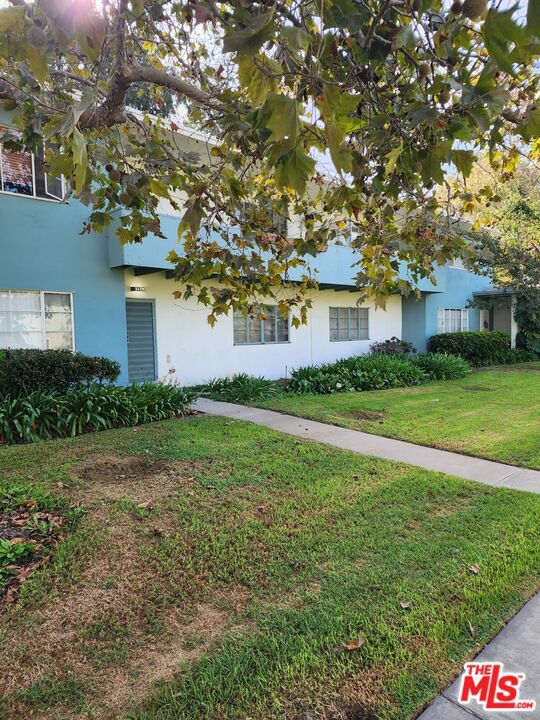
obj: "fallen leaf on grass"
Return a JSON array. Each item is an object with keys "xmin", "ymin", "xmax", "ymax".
[
  {"xmin": 468, "ymin": 621, "xmax": 475, "ymax": 637},
  {"xmin": 334, "ymin": 636, "xmax": 365, "ymax": 654},
  {"xmin": 137, "ymin": 501, "xmax": 154, "ymax": 510},
  {"xmin": 399, "ymin": 601, "xmax": 412, "ymax": 610},
  {"xmin": 469, "ymin": 564, "xmax": 480, "ymax": 575}
]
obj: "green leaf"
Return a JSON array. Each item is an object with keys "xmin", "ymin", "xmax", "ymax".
[
  {"xmin": 71, "ymin": 127, "xmax": 87, "ymax": 194},
  {"xmin": 149, "ymin": 178, "xmax": 170, "ymax": 198},
  {"xmin": 281, "ymin": 26, "xmax": 312, "ymax": 52},
  {"xmin": 263, "ymin": 93, "xmax": 299, "ymax": 144},
  {"xmin": 223, "ymin": 10, "xmax": 274, "ymax": 56},
  {"xmin": 528, "ymin": 0, "xmax": 540, "ymax": 37},
  {"xmin": 0, "ymin": 6, "xmax": 25, "ymax": 32},
  {"xmin": 484, "ymin": 9, "xmax": 526, "ymax": 76},
  {"xmin": 275, "ymin": 147, "xmax": 315, "ymax": 195},
  {"xmin": 394, "ymin": 24, "xmax": 415, "ymax": 50},
  {"xmin": 385, "ymin": 143, "xmax": 403, "ymax": 175},
  {"xmin": 421, "ymin": 141, "xmax": 451, "ymax": 185},
  {"xmin": 24, "ymin": 44, "xmax": 48, "ymax": 86},
  {"xmin": 452, "ymin": 149, "xmax": 475, "ymax": 178},
  {"xmin": 237, "ymin": 55, "xmax": 278, "ymax": 106},
  {"xmin": 327, "ymin": 119, "xmax": 352, "ymax": 174}
]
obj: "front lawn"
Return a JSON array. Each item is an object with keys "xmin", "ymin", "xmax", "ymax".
[
  {"xmin": 0, "ymin": 417, "xmax": 539, "ymax": 720},
  {"xmin": 259, "ymin": 363, "xmax": 540, "ymax": 469}
]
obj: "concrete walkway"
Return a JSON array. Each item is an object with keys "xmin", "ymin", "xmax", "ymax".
[
  {"xmin": 194, "ymin": 398, "xmax": 540, "ymax": 493},
  {"xmin": 418, "ymin": 592, "xmax": 540, "ymax": 720},
  {"xmin": 195, "ymin": 398, "xmax": 540, "ymax": 718}
]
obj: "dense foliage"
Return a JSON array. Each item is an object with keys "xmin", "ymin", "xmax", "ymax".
[
  {"xmin": 0, "ymin": 383, "xmax": 194, "ymax": 444},
  {"xmin": 198, "ymin": 373, "xmax": 277, "ymax": 403},
  {"xmin": 1, "ymin": 1, "xmax": 540, "ymax": 321},
  {"xmin": 0, "ymin": 349, "xmax": 120, "ymax": 397},
  {"xmin": 461, "ymin": 164, "xmax": 540, "ymax": 356},
  {"xmin": 287, "ymin": 352, "xmax": 470, "ymax": 395},
  {"xmin": 409, "ymin": 352, "xmax": 471, "ymax": 380},
  {"xmin": 429, "ymin": 331, "xmax": 536, "ymax": 366},
  {"xmin": 370, "ymin": 337, "xmax": 416, "ymax": 355}
]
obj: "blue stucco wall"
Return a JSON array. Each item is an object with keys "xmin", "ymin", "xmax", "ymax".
[
  {"xmin": 402, "ymin": 264, "xmax": 493, "ymax": 352},
  {"xmin": 0, "ymin": 194, "xmax": 129, "ymax": 383}
]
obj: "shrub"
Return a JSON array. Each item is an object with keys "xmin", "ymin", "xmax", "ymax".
[
  {"xmin": 0, "ymin": 349, "xmax": 120, "ymax": 397},
  {"xmin": 369, "ymin": 337, "xmax": 416, "ymax": 355},
  {"xmin": 288, "ymin": 354, "xmax": 426, "ymax": 394},
  {"xmin": 410, "ymin": 353, "xmax": 471, "ymax": 380},
  {"xmin": 429, "ymin": 331, "xmax": 539, "ymax": 366},
  {"xmin": 199, "ymin": 373, "xmax": 277, "ymax": 403},
  {"xmin": 0, "ymin": 383, "xmax": 195, "ymax": 444}
]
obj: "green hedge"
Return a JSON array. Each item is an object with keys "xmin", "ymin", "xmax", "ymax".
[
  {"xmin": 0, "ymin": 349, "xmax": 120, "ymax": 397},
  {"xmin": 428, "ymin": 331, "xmax": 536, "ymax": 366},
  {"xmin": 0, "ymin": 383, "xmax": 195, "ymax": 444}
]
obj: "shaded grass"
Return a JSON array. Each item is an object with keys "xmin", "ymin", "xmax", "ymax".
[
  {"xmin": 0, "ymin": 417, "xmax": 538, "ymax": 720},
  {"xmin": 258, "ymin": 363, "xmax": 540, "ymax": 469}
]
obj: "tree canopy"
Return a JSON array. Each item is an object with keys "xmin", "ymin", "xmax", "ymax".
[{"xmin": 1, "ymin": 0, "xmax": 540, "ymax": 322}]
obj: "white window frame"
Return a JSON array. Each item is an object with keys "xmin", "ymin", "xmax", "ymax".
[
  {"xmin": 437, "ymin": 308, "xmax": 469, "ymax": 334},
  {"xmin": 329, "ymin": 306, "xmax": 369, "ymax": 342},
  {"xmin": 0, "ymin": 289, "xmax": 75, "ymax": 351},
  {"xmin": 233, "ymin": 306, "xmax": 290, "ymax": 345},
  {"xmin": 448, "ymin": 258, "xmax": 465, "ymax": 270},
  {"xmin": 0, "ymin": 126, "xmax": 65, "ymax": 203}
]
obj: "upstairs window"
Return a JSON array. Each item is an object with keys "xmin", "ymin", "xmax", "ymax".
[
  {"xmin": 0, "ymin": 290, "xmax": 74, "ymax": 350},
  {"xmin": 437, "ymin": 308, "xmax": 468, "ymax": 333},
  {"xmin": 0, "ymin": 127, "xmax": 64, "ymax": 201},
  {"xmin": 233, "ymin": 306, "xmax": 289, "ymax": 345},
  {"xmin": 329, "ymin": 307, "xmax": 369, "ymax": 341},
  {"xmin": 448, "ymin": 257, "xmax": 465, "ymax": 269}
]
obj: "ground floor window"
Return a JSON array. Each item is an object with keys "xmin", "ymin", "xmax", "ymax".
[
  {"xmin": 0, "ymin": 290, "xmax": 74, "ymax": 350},
  {"xmin": 437, "ymin": 308, "xmax": 469, "ymax": 333},
  {"xmin": 329, "ymin": 306, "xmax": 369, "ymax": 341},
  {"xmin": 233, "ymin": 306, "xmax": 289, "ymax": 345}
]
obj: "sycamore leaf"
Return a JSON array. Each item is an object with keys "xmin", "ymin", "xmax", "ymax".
[
  {"xmin": 149, "ymin": 178, "xmax": 170, "ymax": 198},
  {"xmin": 237, "ymin": 55, "xmax": 278, "ymax": 106},
  {"xmin": 263, "ymin": 93, "xmax": 299, "ymax": 144},
  {"xmin": 179, "ymin": 198, "xmax": 205, "ymax": 236},
  {"xmin": 327, "ymin": 119, "xmax": 352, "ymax": 174},
  {"xmin": 24, "ymin": 44, "xmax": 48, "ymax": 86},
  {"xmin": 71, "ymin": 127, "xmax": 87, "ymax": 194},
  {"xmin": 274, "ymin": 147, "xmax": 315, "ymax": 195},
  {"xmin": 483, "ymin": 9, "xmax": 526, "ymax": 76},
  {"xmin": 0, "ymin": 6, "xmax": 25, "ymax": 32},
  {"xmin": 223, "ymin": 10, "xmax": 274, "ymax": 56},
  {"xmin": 421, "ymin": 141, "xmax": 451, "ymax": 184},
  {"xmin": 334, "ymin": 635, "xmax": 365, "ymax": 654},
  {"xmin": 385, "ymin": 143, "xmax": 403, "ymax": 175},
  {"xmin": 452, "ymin": 149, "xmax": 475, "ymax": 178},
  {"xmin": 528, "ymin": 0, "xmax": 540, "ymax": 38}
]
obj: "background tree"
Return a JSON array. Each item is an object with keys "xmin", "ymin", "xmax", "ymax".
[
  {"xmin": 1, "ymin": 0, "xmax": 540, "ymax": 323},
  {"xmin": 455, "ymin": 162, "xmax": 540, "ymax": 352}
]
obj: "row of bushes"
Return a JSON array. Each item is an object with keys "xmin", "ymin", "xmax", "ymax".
[
  {"xmin": 429, "ymin": 331, "xmax": 536, "ymax": 367},
  {"xmin": 0, "ymin": 349, "xmax": 120, "ymax": 397},
  {"xmin": 0, "ymin": 383, "xmax": 194, "ymax": 444},
  {"xmin": 287, "ymin": 352, "xmax": 471, "ymax": 395}
]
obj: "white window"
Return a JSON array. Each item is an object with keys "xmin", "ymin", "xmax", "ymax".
[
  {"xmin": 0, "ymin": 290, "xmax": 74, "ymax": 350},
  {"xmin": 448, "ymin": 258, "xmax": 465, "ymax": 269},
  {"xmin": 329, "ymin": 307, "xmax": 369, "ymax": 341},
  {"xmin": 233, "ymin": 306, "xmax": 289, "ymax": 345},
  {"xmin": 0, "ymin": 127, "xmax": 64, "ymax": 201},
  {"xmin": 437, "ymin": 308, "xmax": 469, "ymax": 334}
]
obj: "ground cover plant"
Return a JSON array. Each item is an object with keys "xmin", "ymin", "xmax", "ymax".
[
  {"xmin": 0, "ymin": 383, "xmax": 194, "ymax": 444},
  {"xmin": 259, "ymin": 363, "xmax": 540, "ymax": 469},
  {"xmin": 287, "ymin": 353, "xmax": 470, "ymax": 395},
  {"xmin": 0, "ymin": 417, "xmax": 538, "ymax": 720},
  {"xmin": 197, "ymin": 373, "xmax": 277, "ymax": 403}
]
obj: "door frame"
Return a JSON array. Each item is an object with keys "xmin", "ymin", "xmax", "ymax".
[{"xmin": 125, "ymin": 297, "xmax": 158, "ymax": 382}]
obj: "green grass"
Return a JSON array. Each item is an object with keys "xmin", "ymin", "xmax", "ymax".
[
  {"xmin": 258, "ymin": 363, "xmax": 540, "ymax": 469},
  {"xmin": 0, "ymin": 417, "xmax": 538, "ymax": 720}
]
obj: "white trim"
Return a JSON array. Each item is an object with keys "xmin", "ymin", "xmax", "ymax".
[
  {"xmin": 437, "ymin": 308, "xmax": 469, "ymax": 333},
  {"xmin": 0, "ymin": 289, "xmax": 75, "ymax": 351}
]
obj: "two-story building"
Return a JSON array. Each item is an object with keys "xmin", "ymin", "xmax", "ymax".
[{"xmin": 0, "ymin": 115, "xmax": 500, "ymax": 386}]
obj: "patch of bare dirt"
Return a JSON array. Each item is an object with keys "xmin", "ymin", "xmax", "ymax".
[
  {"xmin": 463, "ymin": 385, "xmax": 498, "ymax": 392},
  {"xmin": 74, "ymin": 453, "xmax": 207, "ymax": 502},
  {"xmin": 347, "ymin": 410, "xmax": 387, "ymax": 422}
]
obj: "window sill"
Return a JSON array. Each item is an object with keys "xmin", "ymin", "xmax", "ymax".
[
  {"xmin": 233, "ymin": 341, "xmax": 291, "ymax": 346},
  {"xmin": 329, "ymin": 338, "xmax": 369, "ymax": 343},
  {"xmin": 0, "ymin": 190, "xmax": 66, "ymax": 204}
]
